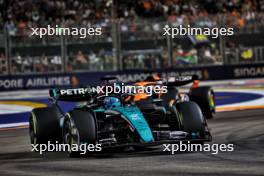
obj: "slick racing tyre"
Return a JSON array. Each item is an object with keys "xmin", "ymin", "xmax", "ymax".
[
  {"xmin": 176, "ymin": 101, "xmax": 205, "ymax": 134},
  {"xmin": 189, "ymin": 86, "xmax": 215, "ymax": 119},
  {"xmin": 29, "ymin": 107, "xmax": 60, "ymax": 146},
  {"xmin": 63, "ymin": 110, "xmax": 97, "ymax": 157},
  {"xmin": 168, "ymin": 105, "xmax": 182, "ymax": 130}
]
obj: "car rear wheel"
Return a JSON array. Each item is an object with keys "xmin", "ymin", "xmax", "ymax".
[
  {"xmin": 63, "ymin": 110, "xmax": 97, "ymax": 157},
  {"xmin": 190, "ymin": 86, "xmax": 215, "ymax": 119},
  {"xmin": 176, "ymin": 101, "xmax": 205, "ymax": 134},
  {"xmin": 29, "ymin": 107, "xmax": 60, "ymax": 147}
]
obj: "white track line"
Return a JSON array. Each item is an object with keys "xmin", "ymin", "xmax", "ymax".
[
  {"xmin": 215, "ymin": 89, "xmax": 264, "ymax": 108},
  {"xmin": 0, "ymin": 85, "xmax": 263, "ymax": 129},
  {"xmin": 0, "ymin": 104, "xmax": 33, "ymax": 114},
  {"xmin": 0, "ymin": 122, "xmax": 28, "ymax": 129}
]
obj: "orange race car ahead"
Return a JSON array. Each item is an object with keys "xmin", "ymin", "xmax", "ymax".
[{"xmin": 133, "ymin": 74, "xmax": 215, "ymax": 119}]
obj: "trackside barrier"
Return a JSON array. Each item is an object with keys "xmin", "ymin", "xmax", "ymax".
[{"xmin": 0, "ymin": 63, "xmax": 264, "ymax": 91}]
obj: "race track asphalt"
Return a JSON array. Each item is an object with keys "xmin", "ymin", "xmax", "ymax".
[{"xmin": 0, "ymin": 109, "xmax": 263, "ymax": 176}]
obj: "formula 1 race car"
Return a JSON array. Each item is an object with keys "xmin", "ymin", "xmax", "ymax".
[
  {"xmin": 133, "ymin": 74, "xmax": 216, "ymax": 119},
  {"xmin": 29, "ymin": 83, "xmax": 212, "ymax": 157}
]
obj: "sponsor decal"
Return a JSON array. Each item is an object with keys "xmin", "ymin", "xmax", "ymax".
[
  {"xmin": 0, "ymin": 76, "xmax": 71, "ymax": 89},
  {"xmin": 111, "ymin": 71, "xmax": 204, "ymax": 83},
  {"xmin": 234, "ymin": 66, "xmax": 264, "ymax": 77},
  {"xmin": 1, "ymin": 63, "xmax": 264, "ymax": 90},
  {"xmin": 59, "ymin": 88, "xmax": 91, "ymax": 95}
]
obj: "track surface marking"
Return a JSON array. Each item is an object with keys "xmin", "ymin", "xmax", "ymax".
[{"xmin": 0, "ymin": 110, "xmax": 263, "ymax": 176}]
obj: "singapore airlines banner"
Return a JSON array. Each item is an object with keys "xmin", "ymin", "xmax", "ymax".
[{"xmin": 0, "ymin": 63, "xmax": 264, "ymax": 91}]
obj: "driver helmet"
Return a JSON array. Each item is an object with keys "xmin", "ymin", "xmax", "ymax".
[{"xmin": 104, "ymin": 97, "xmax": 121, "ymax": 109}]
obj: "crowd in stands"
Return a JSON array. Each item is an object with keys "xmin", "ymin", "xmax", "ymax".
[
  {"xmin": 10, "ymin": 53, "xmax": 62, "ymax": 74},
  {"xmin": 123, "ymin": 50, "xmax": 164, "ymax": 70},
  {"xmin": 7, "ymin": 49, "xmax": 115, "ymax": 74},
  {"xmin": 1, "ymin": 0, "xmax": 264, "ymax": 36},
  {"xmin": 67, "ymin": 49, "xmax": 114, "ymax": 71},
  {"xmin": 122, "ymin": 45, "xmax": 222, "ymax": 70},
  {"xmin": 1, "ymin": 0, "xmax": 264, "ymax": 74}
]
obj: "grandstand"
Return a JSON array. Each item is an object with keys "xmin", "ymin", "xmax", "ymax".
[{"xmin": 0, "ymin": 0, "xmax": 264, "ymax": 77}]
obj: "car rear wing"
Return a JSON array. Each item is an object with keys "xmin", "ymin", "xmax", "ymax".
[
  {"xmin": 165, "ymin": 75, "xmax": 197, "ymax": 87},
  {"xmin": 100, "ymin": 76, "xmax": 119, "ymax": 82},
  {"xmin": 49, "ymin": 88, "xmax": 94, "ymax": 102}
]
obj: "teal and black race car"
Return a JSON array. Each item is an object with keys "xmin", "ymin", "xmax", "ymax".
[{"xmin": 29, "ymin": 85, "xmax": 212, "ymax": 157}]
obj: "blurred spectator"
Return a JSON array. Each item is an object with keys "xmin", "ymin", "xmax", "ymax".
[
  {"xmin": 51, "ymin": 56, "xmax": 62, "ymax": 72},
  {"xmin": 76, "ymin": 51, "xmax": 88, "ymax": 64},
  {"xmin": 161, "ymin": 48, "xmax": 169, "ymax": 68},
  {"xmin": 173, "ymin": 45, "xmax": 193, "ymax": 65},
  {"xmin": 4, "ymin": 20, "xmax": 16, "ymax": 35},
  {"xmin": 0, "ymin": 52, "xmax": 7, "ymax": 74},
  {"xmin": 88, "ymin": 51, "xmax": 100, "ymax": 70},
  {"xmin": 202, "ymin": 47, "xmax": 217, "ymax": 64}
]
